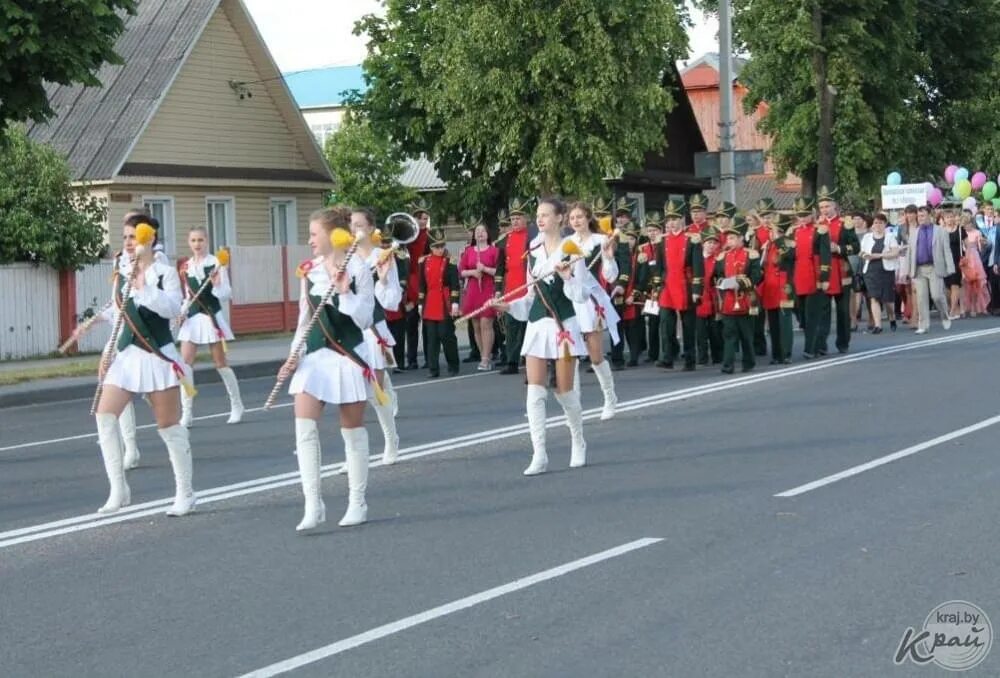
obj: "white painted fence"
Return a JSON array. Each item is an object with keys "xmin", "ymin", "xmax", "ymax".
[
  {"xmin": 230, "ymin": 245, "xmax": 285, "ymax": 304},
  {"xmin": 75, "ymin": 261, "xmax": 115, "ymax": 354},
  {"xmin": 0, "ymin": 264, "xmax": 60, "ymax": 360}
]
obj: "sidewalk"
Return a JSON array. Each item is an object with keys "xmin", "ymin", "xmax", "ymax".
[{"xmin": 0, "ymin": 330, "xmax": 473, "ymax": 408}]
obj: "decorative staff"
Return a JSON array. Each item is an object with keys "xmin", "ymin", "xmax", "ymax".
[
  {"xmin": 90, "ymin": 223, "xmax": 156, "ymax": 415},
  {"xmin": 58, "ymin": 299, "xmax": 113, "ymax": 354},
  {"xmin": 263, "ymin": 229, "xmax": 362, "ymax": 409}
]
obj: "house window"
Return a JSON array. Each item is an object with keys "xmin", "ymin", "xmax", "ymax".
[
  {"xmin": 142, "ymin": 196, "xmax": 176, "ymax": 257},
  {"xmin": 206, "ymin": 197, "xmax": 236, "ymax": 250},
  {"xmin": 309, "ymin": 122, "xmax": 340, "ymax": 149},
  {"xmin": 626, "ymin": 192, "xmax": 645, "ymax": 222},
  {"xmin": 270, "ymin": 198, "xmax": 297, "ymax": 245}
]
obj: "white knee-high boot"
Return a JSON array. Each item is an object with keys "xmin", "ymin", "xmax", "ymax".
[
  {"xmin": 339, "ymin": 427, "xmax": 369, "ymax": 526},
  {"xmin": 372, "ymin": 396, "xmax": 399, "ymax": 465},
  {"xmin": 217, "ymin": 366, "xmax": 244, "ymax": 424},
  {"xmin": 294, "ymin": 417, "xmax": 325, "ymax": 531},
  {"xmin": 592, "ymin": 359, "xmax": 618, "ymax": 421},
  {"xmin": 159, "ymin": 425, "xmax": 196, "ymax": 516},
  {"xmin": 383, "ymin": 369, "xmax": 399, "ymax": 417},
  {"xmin": 119, "ymin": 401, "xmax": 141, "ymax": 470},
  {"xmin": 180, "ymin": 384, "xmax": 194, "ymax": 428},
  {"xmin": 523, "ymin": 384, "xmax": 549, "ymax": 476},
  {"xmin": 97, "ymin": 413, "xmax": 131, "ymax": 513},
  {"xmin": 554, "ymin": 388, "xmax": 587, "ymax": 468}
]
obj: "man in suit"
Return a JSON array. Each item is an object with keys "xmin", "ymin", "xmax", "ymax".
[{"xmin": 908, "ymin": 204, "xmax": 955, "ymax": 334}]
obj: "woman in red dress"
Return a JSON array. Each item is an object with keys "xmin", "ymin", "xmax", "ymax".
[{"xmin": 459, "ymin": 222, "xmax": 500, "ymax": 370}]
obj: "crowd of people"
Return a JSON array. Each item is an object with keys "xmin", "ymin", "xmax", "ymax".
[{"xmin": 72, "ymin": 188, "xmax": 992, "ymax": 535}]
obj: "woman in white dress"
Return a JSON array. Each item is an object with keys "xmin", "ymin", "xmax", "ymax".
[
  {"xmin": 176, "ymin": 227, "xmax": 244, "ymax": 426},
  {"xmin": 92, "ymin": 215, "xmax": 197, "ymax": 516},
  {"xmin": 351, "ymin": 207, "xmax": 402, "ymax": 465},
  {"xmin": 278, "ymin": 206, "xmax": 376, "ymax": 531},
  {"xmin": 491, "ymin": 197, "xmax": 590, "ymax": 475},
  {"xmin": 567, "ymin": 202, "xmax": 621, "ymax": 420}
]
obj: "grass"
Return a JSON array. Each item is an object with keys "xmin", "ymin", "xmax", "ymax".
[{"xmin": 0, "ymin": 350, "xmax": 224, "ymax": 386}]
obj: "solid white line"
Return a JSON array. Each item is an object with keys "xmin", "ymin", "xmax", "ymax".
[
  {"xmin": 0, "ymin": 371, "xmax": 492, "ymax": 453},
  {"xmin": 2, "ymin": 328, "xmax": 998, "ymax": 549},
  {"xmin": 775, "ymin": 413, "xmax": 1000, "ymax": 497},
  {"xmin": 235, "ymin": 537, "xmax": 664, "ymax": 677}
]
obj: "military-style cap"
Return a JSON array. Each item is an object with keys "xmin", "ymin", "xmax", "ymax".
[
  {"xmin": 703, "ymin": 226, "xmax": 721, "ymax": 242},
  {"xmin": 663, "ymin": 199, "xmax": 685, "ymax": 219},
  {"xmin": 644, "ymin": 211, "xmax": 664, "ymax": 228},
  {"xmin": 714, "ymin": 201, "xmax": 737, "ymax": 219},
  {"xmin": 722, "ymin": 219, "xmax": 745, "ymax": 237},
  {"xmin": 428, "ymin": 226, "xmax": 447, "ymax": 246},
  {"xmin": 615, "ymin": 196, "xmax": 636, "ymax": 215},
  {"xmin": 773, "ymin": 213, "xmax": 793, "ymax": 232},
  {"xmin": 463, "ymin": 216, "xmax": 485, "ymax": 232},
  {"xmin": 497, "ymin": 208, "xmax": 511, "ymax": 225},
  {"xmin": 509, "ymin": 197, "xmax": 533, "ymax": 216},
  {"xmin": 688, "ymin": 194, "xmax": 709, "ymax": 212},
  {"xmin": 817, "ymin": 186, "xmax": 837, "ymax": 204},
  {"xmin": 793, "ymin": 196, "xmax": 815, "ymax": 216},
  {"xmin": 408, "ymin": 196, "xmax": 432, "ymax": 216},
  {"xmin": 591, "ymin": 197, "xmax": 612, "ymax": 217},
  {"xmin": 621, "ymin": 220, "xmax": 642, "ymax": 238},
  {"xmin": 754, "ymin": 197, "xmax": 776, "ymax": 215}
]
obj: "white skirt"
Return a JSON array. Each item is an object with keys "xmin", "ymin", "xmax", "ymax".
[
  {"xmin": 364, "ymin": 321, "xmax": 396, "ymax": 370},
  {"xmin": 573, "ymin": 289, "xmax": 621, "ymax": 345},
  {"xmin": 177, "ymin": 312, "xmax": 234, "ymax": 344},
  {"xmin": 289, "ymin": 346, "xmax": 371, "ymax": 404},
  {"xmin": 105, "ymin": 344, "xmax": 192, "ymax": 394},
  {"xmin": 520, "ymin": 317, "xmax": 587, "ymax": 359}
]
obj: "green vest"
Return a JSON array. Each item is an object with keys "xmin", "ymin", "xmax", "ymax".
[
  {"xmin": 527, "ymin": 256, "xmax": 576, "ymax": 323},
  {"xmin": 304, "ymin": 286, "xmax": 364, "ymax": 354},
  {"xmin": 186, "ymin": 264, "xmax": 222, "ymax": 317},
  {"xmin": 116, "ymin": 273, "xmax": 174, "ymax": 351}
]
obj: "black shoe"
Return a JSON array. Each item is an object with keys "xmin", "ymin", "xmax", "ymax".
[
  {"xmin": 421, "ymin": 362, "xmax": 429, "ymax": 369},
  {"xmin": 721, "ymin": 366, "xmax": 735, "ymax": 374},
  {"xmin": 741, "ymin": 365, "xmax": 754, "ymax": 373},
  {"xmin": 682, "ymin": 363, "xmax": 696, "ymax": 372},
  {"xmin": 447, "ymin": 369, "xmax": 460, "ymax": 377},
  {"xmin": 837, "ymin": 348, "xmax": 848, "ymax": 354},
  {"xmin": 626, "ymin": 360, "xmax": 639, "ymax": 367},
  {"xmin": 406, "ymin": 362, "xmax": 419, "ymax": 370},
  {"xmin": 499, "ymin": 364, "xmax": 519, "ymax": 375},
  {"xmin": 655, "ymin": 361, "xmax": 674, "ymax": 369},
  {"xmin": 428, "ymin": 371, "xmax": 440, "ymax": 378},
  {"xmin": 890, "ymin": 321, "xmax": 897, "ymax": 332},
  {"xmin": 611, "ymin": 362, "xmax": 625, "ymax": 371},
  {"xmin": 462, "ymin": 355, "xmax": 479, "ymax": 363},
  {"xmin": 816, "ymin": 349, "xmax": 827, "ymax": 356}
]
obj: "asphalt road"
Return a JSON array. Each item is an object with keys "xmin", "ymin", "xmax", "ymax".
[{"xmin": 3, "ymin": 319, "xmax": 1000, "ymax": 677}]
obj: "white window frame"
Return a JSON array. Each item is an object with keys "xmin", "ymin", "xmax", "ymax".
[
  {"xmin": 626, "ymin": 192, "xmax": 645, "ymax": 221},
  {"xmin": 205, "ymin": 196, "xmax": 237, "ymax": 250},
  {"xmin": 269, "ymin": 197, "xmax": 298, "ymax": 246},
  {"xmin": 142, "ymin": 195, "xmax": 176, "ymax": 257}
]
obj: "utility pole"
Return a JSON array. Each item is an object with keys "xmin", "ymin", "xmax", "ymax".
[{"xmin": 718, "ymin": 0, "xmax": 737, "ymax": 204}]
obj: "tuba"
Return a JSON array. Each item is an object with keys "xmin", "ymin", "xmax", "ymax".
[{"xmin": 374, "ymin": 212, "xmax": 420, "ymax": 261}]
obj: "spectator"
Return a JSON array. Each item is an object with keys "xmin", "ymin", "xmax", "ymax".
[
  {"xmin": 960, "ymin": 214, "xmax": 990, "ymax": 317},
  {"xmin": 860, "ymin": 213, "xmax": 899, "ymax": 334},
  {"xmin": 976, "ymin": 204, "xmax": 999, "ymax": 314},
  {"xmin": 895, "ymin": 205, "xmax": 920, "ymax": 326},
  {"xmin": 907, "ymin": 205, "xmax": 954, "ymax": 334},
  {"xmin": 942, "ymin": 209, "xmax": 964, "ymax": 320},
  {"xmin": 849, "ymin": 211, "xmax": 870, "ymax": 331},
  {"xmin": 459, "ymin": 222, "xmax": 500, "ymax": 371}
]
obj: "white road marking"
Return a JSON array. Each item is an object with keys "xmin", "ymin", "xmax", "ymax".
[
  {"xmin": 1, "ymin": 327, "xmax": 998, "ymax": 549},
  {"xmin": 775, "ymin": 413, "xmax": 1000, "ymax": 497},
  {"xmin": 235, "ymin": 537, "xmax": 664, "ymax": 677},
  {"xmin": 0, "ymin": 370, "xmax": 492, "ymax": 453}
]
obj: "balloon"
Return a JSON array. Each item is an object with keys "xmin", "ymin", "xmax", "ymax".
[
  {"xmin": 924, "ymin": 182, "xmax": 935, "ymax": 198},
  {"xmin": 955, "ymin": 167, "xmax": 969, "ymax": 183},
  {"xmin": 963, "ymin": 197, "xmax": 978, "ymax": 212},
  {"xmin": 928, "ymin": 188, "xmax": 943, "ymax": 206},
  {"xmin": 886, "ymin": 171, "xmax": 902, "ymax": 186},
  {"xmin": 983, "ymin": 181, "xmax": 998, "ymax": 201},
  {"xmin": 993, "ymin": 198, "xmax": 1000, "ymax": 209},
  {"xmin": 945, "ymin": 165, "xmax": 958, "ymax": 184},
  {"xmin": 972, "ymin": 172, "xmax": 988, "ymax": 191},
  {"xmin": 954, "ymin": 179, "xmax": 972, "ymax": 199}
]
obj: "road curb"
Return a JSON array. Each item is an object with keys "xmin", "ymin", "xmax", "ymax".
[{"xmin": 0, "ymin": 360, "xmax": 284, "ymax": 409}]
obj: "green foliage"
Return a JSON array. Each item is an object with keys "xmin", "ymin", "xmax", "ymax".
[
  {"xmin": 0, "ymin": 126, "xmax": 107, "ymax": 270},
  {"xmin": 354, "ymin": 0, "xmax": 688, "ymax": 206},
  {"xmin": 323, "ymin": 112, "xmax": 417, "ymax": 221},
  {"xmin": 0, "ymin": 0, "xmax": 136, "ymax": 124}
]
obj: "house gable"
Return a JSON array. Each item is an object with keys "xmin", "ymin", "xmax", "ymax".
[{"xmin": 126, "ymin": 1, "xmax": 325, "ymax": 177}]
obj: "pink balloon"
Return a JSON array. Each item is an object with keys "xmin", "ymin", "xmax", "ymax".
[
  {"xmin": 963, "ymin": 197, "xmax": 979, "ymax": 212},
  {"xmin": 945, "ymin": 165, "xmax": 958, "ymax": 184},
  {"xmin": 928, "ymin": 188, "xmax": 943, "ymax": 207},
  {"xmin": 924, "ymin": 182, "xmax": 934, "ymax": 198},
  {"xmin": 972, "ymin": 172, "xmax": 988, "ymax": 191}
]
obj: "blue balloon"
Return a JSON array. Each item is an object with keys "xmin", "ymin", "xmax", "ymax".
[
  {"xmin": 887, "ymin": 171, "xmax": 902, "ymax": 186},
  {"xmin": 955, "ymin": 167, "xmax": 970, "ymax": 183}
]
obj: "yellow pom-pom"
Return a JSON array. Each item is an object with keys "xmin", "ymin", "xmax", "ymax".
[
  {"xmin": 373, "ymin": 380, "xmax": 390, "ymax": 407},
  {"xmin": 598, "ymin": 215, "xmax": 613, "ymax": 235},
  {"xmin": 330, "ymin": 228, "xmax": 354, "ymax": 250},
  {"xmin": 135, "ymin": 223, "xmax": 156, "ymax": 246},
  {"xmin": 216, "ymin": 248, "xmax": 230, "ymax": 267},
  {"xmin": 561, "ymin": 240, "xmax": 582, "ymax": 257},
  {"xmin": 371, "ymin": 229, "xmax": 384, "ymax": 245}
]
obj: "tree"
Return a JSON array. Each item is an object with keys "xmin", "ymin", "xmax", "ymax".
[
  {"xmin": 354, "ymin": 0, "xmax": 689, "ymax": 205},
  {"xmin": 0, "ymin": 126, "xmax": 107, "ymax": 270},
  {"xmin": 0, "ymin": 0, "xmax": 137, "ymax": 125},
  {"xmin": 323, "ymin": 112, "xmax": 417, "ymax": 221}
]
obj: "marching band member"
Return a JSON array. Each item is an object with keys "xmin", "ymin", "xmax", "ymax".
[
  {"xmin": 715, "ymin": 222, "xmax": 762, "ymax": 374},
  {"xmin": 695, "ymin": 227, "xmax": 723, "ymax": 366},
  {"xmin": 419, "ymin": 227, "xmax": 462, "ymax": 378},
  {"xmin": 493, "ymin": 198, "xmax": 535, "ymax": 374},
  {"xmin": 93, "ymin": 215, "xmax": 197, "ymax": 516},
  {"xmin": 617, "ymin": 218, "xmax": 649, "ymax": 366},
  {"xmin": 279, "ymin": 206, "xmax": 376, "ymax": 531},
  {"xmin": 567, "ymin": 201, "xmax": 620, "ymax": 420},
  {"xmin": 352, "ymin": 207, "xmax": 402, "ymax": 465},
  {"xmin": 786, "ymin": 196, "xmax": 832, "ymax": 360},
  {"xmin": 491, "ymin": 197, "xmax": 589, "ymax": 475},
  {"xmin": 176, "ymin": 227, "xmax": 243, "ymax": 426},
  {"xmin": 760, "ymin": 214, "xmax": 796, "ymax": 364}
]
